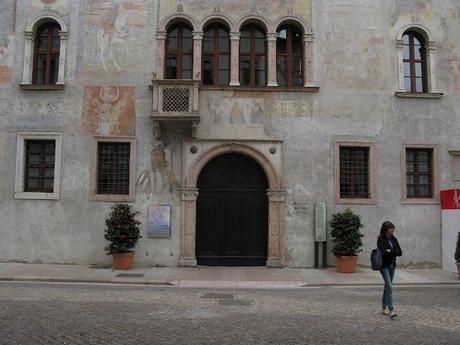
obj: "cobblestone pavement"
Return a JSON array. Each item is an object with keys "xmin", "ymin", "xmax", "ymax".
[{"xmin": 0, "ymin": 282, "xmax": 459, "ymax": 345}]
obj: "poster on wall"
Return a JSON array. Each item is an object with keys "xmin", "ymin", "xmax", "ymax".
[{"xmin": 148, "ymin": 205, "xmax": 171, "ymax": 238}]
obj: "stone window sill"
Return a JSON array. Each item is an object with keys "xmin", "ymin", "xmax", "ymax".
[
  {"xmin": 402, "ymin": 199, "xmax": 439, "ymax": 205},
  {"xmin": 20, "ymin": 84, "xmax": 65, "ymax": 91},
  {"xmin": 335, "ymin": 198, "xmax": 376, "ymax": 205},
  {"xmin": 90, "ymin": 194, "xmax": 136, "ymax": 202},
  {"xmin": 394, "ymin": 91, "xmax": 443, "ymax": 99},
  {"xmin": 200, "ymin": 85, "xmax": 320, "ymax": 93},
  {"xmin": 14, "ymin": 192, "xmax": 59, "ymax": 200}
]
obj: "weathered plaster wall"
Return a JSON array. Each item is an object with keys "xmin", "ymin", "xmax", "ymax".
[{"xmin": 0, "ymin": 0, "xmax": 459, "ymax": 268}]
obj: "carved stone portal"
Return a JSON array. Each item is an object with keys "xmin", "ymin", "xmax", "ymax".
[{"xmin": 180, "ymin": 142, "xmax": 285, "ymax": 267}]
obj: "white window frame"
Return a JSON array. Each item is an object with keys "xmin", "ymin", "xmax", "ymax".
[
  {"xmin": 395, "ymin": 23, "xmax": 442, "ymax": 98},
  {"xmin": 90, "ymin": 136, "xmax": 136, "ymax": 202},
  {"xmin": 20, "ymin": 13, "xmax": 68, "ymax": 87},
  {"xmin": 15, "ymin": 132, "xmax": 63, "ymax": 200}
]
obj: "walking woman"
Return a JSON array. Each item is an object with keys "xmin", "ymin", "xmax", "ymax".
[{"xmin": 377, "ymin": 221, "xmax": 402, "ymax": 318}]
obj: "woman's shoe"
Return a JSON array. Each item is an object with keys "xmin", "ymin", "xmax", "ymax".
[
  {"xmin": 382, "ymin": 308, "xmax": 390, "ymax": 315},
  {"xmin": 390, "ymin": 310, "xmax": 397, "ymax": 319}
]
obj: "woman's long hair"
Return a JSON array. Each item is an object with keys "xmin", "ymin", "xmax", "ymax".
[{"xmin": 380, "ymin": 221, "xmax": 395, "ymax": 237}]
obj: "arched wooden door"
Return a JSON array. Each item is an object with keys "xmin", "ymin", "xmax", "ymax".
[{"xmin": 196, "ymin": 153, "xmax": 268, "ymax": 266}]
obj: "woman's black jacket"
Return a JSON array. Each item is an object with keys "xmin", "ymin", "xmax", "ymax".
[{"xmin": 377, "ymin": 235, "xmax": 402, "ymax": 267}]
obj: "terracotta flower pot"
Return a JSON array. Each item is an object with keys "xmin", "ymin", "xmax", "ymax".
[
  {"xmin": 335, "ymin": 255, "xmax": 358, "ymax": 273},
  {"xmin": 112, "ymin": 251, "xmax": 135, "ymax": 270}
]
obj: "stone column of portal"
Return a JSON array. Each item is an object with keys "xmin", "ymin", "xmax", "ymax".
[
  {"xmin": 179, "ymin": 188, "xmax": 199, "ymax": 266},
  {"xmin": 266, "ymin": 190, "xmax": 285, "ymax": 267}
]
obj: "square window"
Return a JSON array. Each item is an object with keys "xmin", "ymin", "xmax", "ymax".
[
  {"xmin": 450, "ymin": 151, "xmax": 460, "ymax": 181},
  {"xmin": 90, "ymin": 137, "xmax": 136, "ymax": 202},
  {"xmin": 401, "ymin": 145, "xmax": 438, "ymax": 204},
  {"xmin": 97, "ymin": 142, "xmax": 130, "ymax": 195},
  {"xmin": 335, "ymin": 142, "xmax": 376, "ymax": 204},
  {"xmin": 24, "ymin": 140, "xmax": 56, "ymax": 193},
  {"xmin": 405, "ymin": 148, "xmax": 433, "ymax": 198},
  {"xmin": 15, "ymin": 133, "xmax": 62, "ymax": 200},
  {"xmin": 339, "ymin": 147, "xmax": 370, "ymax": 199}
]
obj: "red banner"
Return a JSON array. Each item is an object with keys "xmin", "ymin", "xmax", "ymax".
[{"xmin": 440, "ymin": 189, "xmax": 460, "ymax": 210}]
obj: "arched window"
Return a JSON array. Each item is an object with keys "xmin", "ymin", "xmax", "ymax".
[
  {"xmin": 277, "ymin": 25, "xmax": 303, "ymax": 87},
  {"xmin": 165, "ymin": 23, "xmax": 193, "ymax": 79},
  {"xmin": 240, "ymin": 24, "xmax": 266, "ymax": 87},
  {"xmin": 202, "ymin": 24, "xmax": 230, "ymax": 86},
  {"xmin": 402, "ymin": 31, "xmax": 426, "ymax": 92},
  {"xmin": 33, "ymin": 22, "xmax": 60, "ymax": 85}
]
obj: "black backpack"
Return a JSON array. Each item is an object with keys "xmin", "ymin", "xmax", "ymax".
[{"xmin": 370, "ymin": 248, "xmax": 382, "ymax": 270}]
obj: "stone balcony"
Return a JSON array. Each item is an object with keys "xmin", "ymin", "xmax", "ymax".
[{"xmin": 151, "ymin": 78, "xmax": 200, "ymax": 139}]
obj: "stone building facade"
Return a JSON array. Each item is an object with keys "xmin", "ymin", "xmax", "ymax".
[{"xmin": 0, "ymin": 0, "xmax": 459, "ymax": 268}]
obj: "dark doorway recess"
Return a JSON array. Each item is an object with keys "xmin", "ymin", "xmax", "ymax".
[{"xmin": 196, "ymin": 153, "xmax": 268, "ymax": 266}]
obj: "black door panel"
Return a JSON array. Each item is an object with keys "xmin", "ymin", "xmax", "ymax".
[{"xmin": 196, "ymin": 154, "xmax": 268, "ymax": 266}]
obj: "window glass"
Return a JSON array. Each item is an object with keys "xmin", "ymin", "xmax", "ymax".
[
  {"xmin": 277, "ymin": 29, "xmax": 287, "ymax": 54},
  {"xmin": 240, "ymin": 35, "xmax": 250, "ymax": 53},
  {"xmin": 24, "ymin": 140, "xmax": 55, "ymax": 193},
  {"xmin": 33, "ymin": 22, "xmax": 60, "ymax": 85},
  {"xmin": 339, "ymin": 146, "xmax": 370, "ymax": 199},
  {"xmin": 406, "ymin": 148, "xmax": 433, "ymax": 198},
  {"xmin": 240, "ymin": 55, "xmax": 251, "ymax": 85},
  {"xmin": 277, "ymin": 25, "xmax": 303, "ymax": 87},
  {"xmin": 403, "ymin": 44, "xmax": 410, "ymax": 60},
  {"xmin": 402, "ymin": 31, "xmax": 426, "ymax": 93},
  {"xmin": 97, "ymin": 142, "xmax": 130, "ymax": 195}
]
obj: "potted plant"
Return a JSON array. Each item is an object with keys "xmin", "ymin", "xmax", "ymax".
[
  {"xmin": 104, "ymin": 203, "xmax": 142, "ymax": 270},
  {"xmin": 330, "ymin": 208, "xmax": 364, "ymax": 273},
  {"xmin": 455, "ymin": 232, "xmax": 460, "ymax": 279}
]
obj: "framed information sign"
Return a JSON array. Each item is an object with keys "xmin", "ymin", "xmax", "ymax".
[{"xmin": 148, "ymin": 205, "xmax": 171, "ymax": 238}]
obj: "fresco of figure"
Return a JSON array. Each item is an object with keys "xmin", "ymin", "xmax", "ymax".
[
  {"xmin": 137, "ymin": 145, "xmax": 177, "ymax": 195},
  {"xmin": 96, "ymin": 2, "xmax": 130, "ymax": 71}
]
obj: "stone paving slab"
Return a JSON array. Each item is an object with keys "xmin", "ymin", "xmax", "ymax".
[
  {"xmin": 1, "ymin": 281, "xmax": 459, "ymax": 344},
  {"xmin": 0, "ymin": 263, "xmax": 458, "ymax": 288}
]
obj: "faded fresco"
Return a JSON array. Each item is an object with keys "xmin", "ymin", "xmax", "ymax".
[
  {"xmin": 84, "ymin": 0, "xmax": 149, "ymax": 78},
  {"xmin": 207, "ymin": 97, "xmax": 265, "ymax": 125},
  {"xmin": 323, "ymin": 1, "xmax": 385, "ymax": 90},
  {"xmin": 136, "ymin": 144, "xmax": 177, "ymax": 195},
  {"xmin": 160, "ymin": 0, "xmax": 311, "ymax": 23},
  {"xmin": 0, "ymin": 0, "xmax": 15, "ymax": 84},
  {"xmin": 82, "ymin": 86, "xmax": 135, "ymax": 135}
]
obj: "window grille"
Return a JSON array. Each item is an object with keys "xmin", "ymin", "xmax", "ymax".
[
  {"xmin": 97, "ymin": 142, "xmax": 130, "ymax": 195},
  {"xmin": 24, "ymin": 140, "xmax": 55, "ymax": 193},
  {"xmin": 340, "ymin": 147, "xmax": 369, "ymax": 199},
  {"xmin": 406, "ymin": 148, "xmax": 433, "ymax": 198},
  {"xmin": 162, "ymin": 87, "xmax": 190, "ymax": 112}
]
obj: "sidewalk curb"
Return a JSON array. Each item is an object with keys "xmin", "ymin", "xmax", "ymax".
[
  {"xmin": 0, "ymin": 277, "xmax": 175, "ymax": 286},
  {"xmin": 1, "ymin": 277, "xmax": 459, "ymax": 288}
]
